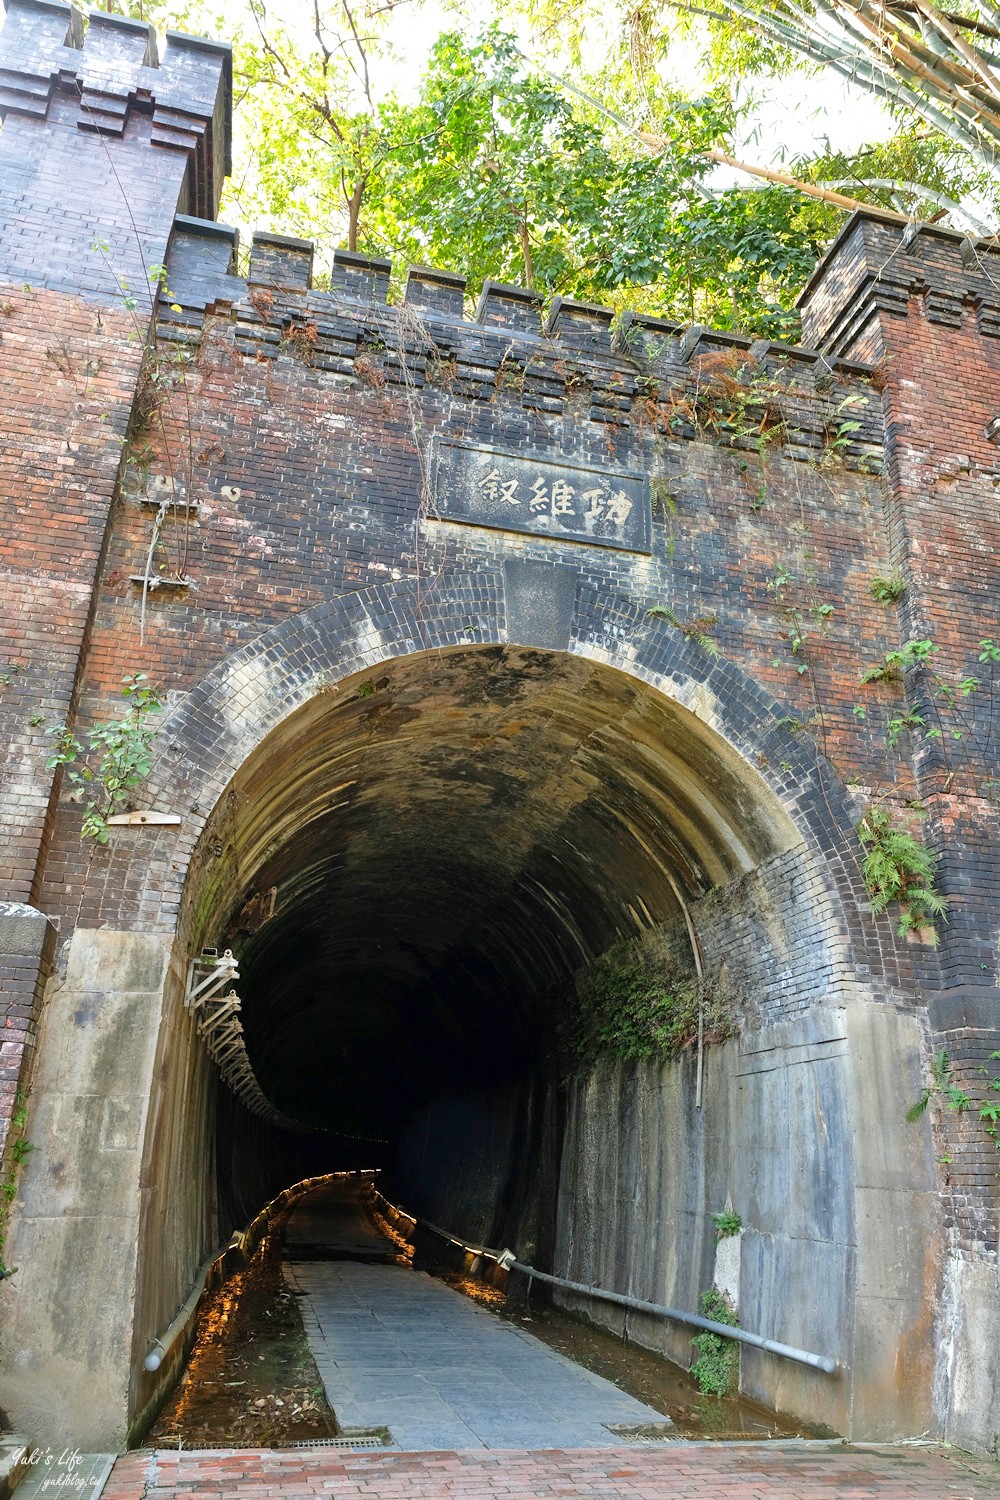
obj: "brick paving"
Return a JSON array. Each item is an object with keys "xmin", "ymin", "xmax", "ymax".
[{"xmin": 101, "ymin": 1442, "xmax": 1000, "ymax": 1499}]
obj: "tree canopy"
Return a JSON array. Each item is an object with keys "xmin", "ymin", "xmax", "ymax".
[{"xmin": 128, "ymin": 0, "xmax": 1000, "ymax": 338}]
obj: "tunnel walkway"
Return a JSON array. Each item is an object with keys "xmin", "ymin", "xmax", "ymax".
[{"xmin": 282, "ymin": 1181, "xmax": 667, "ymax": 1450}]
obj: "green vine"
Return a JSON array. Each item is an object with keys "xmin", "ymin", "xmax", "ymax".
[
  {"xmin": 859, "ymin": 637, "xmax": 939, "ymax": 686},
  {"xmin": 857, "ymin": 805, "xmax": 947, "ymax": 943},
  {"xmin": 856, "ymin": 636, "xmax": 1000, "ymax": 801},
  {"xmin": 563, "ymin": 948, "xmax": 735, "ymax": 1071},
  {"xmin": 859, "ymin": 638, "xmax": 999, "ymax": 724},
  {"xmin": 46, "ymin": 673, "xmax": 162, "ymax": 844},
  {"xmin": 0, "ymin": 1091, "xmax": 32, "ymax": 1280},
  {"xmin": 767, "ymin": 562, "xmax": 835, "ymax": 679},
  {"xmin": 690, "ymin": 1289, "xmax": 740, "ymax": 1396}
]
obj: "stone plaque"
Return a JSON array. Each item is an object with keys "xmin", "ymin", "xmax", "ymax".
[{"xmin": 432, "ymin": 439, "xmax": 651, "ymax": 554}]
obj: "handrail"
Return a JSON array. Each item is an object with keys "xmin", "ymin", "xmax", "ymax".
[
  {"xmin": 499, "ymin": 1256, "xmax": 839, "ymax": 1375},
  {"xmin": 369, "ymin": 1186, "xmax": 838, "ymax": 1376}
]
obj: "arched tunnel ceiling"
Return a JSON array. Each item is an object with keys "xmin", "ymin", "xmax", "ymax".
[{"xmin": 203, "ymin": 647, "xmax": 800, "ymax": 1139}]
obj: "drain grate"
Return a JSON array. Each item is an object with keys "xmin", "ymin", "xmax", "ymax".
[
  {"xmin": 146, "ymin": 1432, "xmax": 396, "ymax": 1454},
  {"xmin": 279, "ymin": 1430, "xmax": 395, "ymax": 1451}
]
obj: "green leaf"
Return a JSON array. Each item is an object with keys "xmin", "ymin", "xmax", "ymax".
[{"xmin": 906, "ymin": 1090, "xmax": 931, "ymax": 1123}]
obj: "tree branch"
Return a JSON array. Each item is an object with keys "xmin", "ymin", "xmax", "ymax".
[
  {"xmin": 514, "ymin": 42, "xmax": 913, "ymax": 217},
  {"xmin": 340, "ymin": 0, "xmax": 376, "ymax": 117}
]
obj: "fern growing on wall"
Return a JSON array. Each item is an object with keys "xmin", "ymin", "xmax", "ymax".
[{"xmin": 857, "ymin": 806, "xmax": 947, "ymax": 943}]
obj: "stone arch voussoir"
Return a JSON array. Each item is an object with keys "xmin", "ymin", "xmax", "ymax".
[{"xmin": 101, "ymin": 568, "xmax": 905, "ymax": 993}]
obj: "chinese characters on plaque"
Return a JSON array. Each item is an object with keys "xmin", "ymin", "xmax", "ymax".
[{"xmin": 432, "ymin": 440, "xmax": 651, "ymax": 554}]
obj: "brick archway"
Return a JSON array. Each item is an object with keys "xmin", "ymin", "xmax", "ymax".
[
  {"xmin": 3, "ymin": 570, "xmax": 942, "ymax": 1450},
  {"xmin": 97, "ymin": 569, "xmax": 898, "ymax": 1000}
]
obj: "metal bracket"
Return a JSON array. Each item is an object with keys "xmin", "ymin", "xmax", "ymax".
[
  {"xmin": 185, "ymin": 949, "xmax": 239, "ymax": 1009},
  {"xmin": 184, "ymin": 948, "xmax": 309, "ymax": 1132},
  {"xmin": 105, "ymin": 810, "xmax": 182, "ymax": 827}
]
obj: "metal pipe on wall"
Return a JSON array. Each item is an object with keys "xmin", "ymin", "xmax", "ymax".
[{"xmin": 500, "ymin": 1255, "xmax": 838, "ymax": 1374}]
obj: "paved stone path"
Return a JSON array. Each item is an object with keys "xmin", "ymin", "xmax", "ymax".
[
  {"xmin": 93, "ymin": 1180, "xmax": 1000, "ymax": 1497},
  {"xmin": 102, "ymin": 1442, "xmax": 1000, "ymax": 1499},
  {"xmin": 283, "ymin": 1181, "xmax": 668, "ymax": 1449}
]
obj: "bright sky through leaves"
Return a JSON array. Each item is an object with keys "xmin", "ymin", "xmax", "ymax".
[{"xmin": 134, "ymin": 0, "xmax": 987, "ymax": 337}]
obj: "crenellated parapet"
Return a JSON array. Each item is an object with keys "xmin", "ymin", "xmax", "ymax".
[
  {"xmin": 798, "ymin": 208, "xmax": 1000, "ymax": 363},
  {"xmin": 157, "ymin": 216, "xmax": 885, "ymax": 471},
  {"xmin": 0, "ymin": 0, "xmax": 230, "ymax": 296}
]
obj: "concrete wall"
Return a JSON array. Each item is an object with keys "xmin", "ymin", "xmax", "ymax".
[
  {"xmin": 378, "ymin": 979, "xmax": 942, "ymax": 1444},
  {"xmin": 0, "ymin": 930, "xmax": 176, "ymax": 1447},
  {"xmin": 0, "ymin": 916, "xmax": 353, "ymax": 1448},
  {"xmin": 128, "ymin": 948, "xmax": 219, "ymax": 1434},
  {"xmin": 384, "ymin": 867, "xmax": 940, "ymax": 1444},
  {"xmin": 552, "ymin": 1001, "xmax": 938, "ymax": 1441},
  {"xmin": 936, "ymin": 1252, "xmax": 1000, "ymax": 1456},
  {"xmin": 391, "ymin": 1078, "xmax": 562, "ymax": 1270}
]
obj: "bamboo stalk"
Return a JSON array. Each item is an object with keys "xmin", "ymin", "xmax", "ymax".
[
  {"xmin": 910, "ymin": 0, "xmax": 1000, "ymax": 101},
  {"xmin": 636, "ymin": 130, "xmax": 887, "ymax": 209},
  {"xmin": 837, "ymin": 0, "xmax": 1000, "ymax": 130}
]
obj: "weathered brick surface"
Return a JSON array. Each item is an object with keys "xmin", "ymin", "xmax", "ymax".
[
  {"xmin": 100, "ymin": 1442, "xmax": 1000, "ymax": 1500},
  {"xmin": 0, "ymin": 290, "xmax": 143, "ymax": 899},
  {"xmin": 0, "ymin": 903, "xmax": 55, "ymax": 1158},
  {"xmin": 0, "ymin": 951, "xmax": 46, "ymax": 1155},
  {"xmin": 9, "ymin": 201, "xmax": 997, "ymax": 1262},
  {"xmin": 0, "ymin": 288, "xmax": 145, "ymax": 1141},
  {"xmin": 802, "ymin": 211, "xmax": 1000, "ymax": 1254},
  {"xmin": 2, "ymin": 2, "xmax": 1000, "ymax": 1448},
  {"xmin": 45, "ymin": 230, "xmax": 900, "ymax": 927},
  {"xmin": 0, "ymin": 0, "xmax": 230, "ymax": 297},
  {"xmin": 0, "ymin": 8, "xmax": 231, "ymax": 1167}
]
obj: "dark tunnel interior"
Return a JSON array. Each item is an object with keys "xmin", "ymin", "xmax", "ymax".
[{"xmin": 206, "ymin": 646, "xmax": 796, "ymax": 1228}]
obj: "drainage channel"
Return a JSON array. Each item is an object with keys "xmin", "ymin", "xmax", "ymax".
[
  {"xmin": 151, "ymin": 1434, "xmax": 396, "ymax": 1452},
  {"xmin": 147, "ymin": 1199, "xmax": 343, "ymax": 1450}
]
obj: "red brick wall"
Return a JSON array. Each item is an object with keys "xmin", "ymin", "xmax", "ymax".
[
  {"xmin": 879, "ymin": 299, "xmax": 1000, "ymax": 983},
  {"xmin": 0, "ymin": 289, "xmax": 146, "ymax": 1155},
  {"xmin": 802, "ymin": 212, "xmax": 1000, "ymax": 1252},
  {"xmin": 0, "ymin": 287, "xmax": 143, "ymax": 903}
]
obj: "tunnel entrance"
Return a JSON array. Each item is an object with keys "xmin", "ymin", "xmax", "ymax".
[
  {"xmin": 7, "ymin": 620, "xmax": 940, "ymax": 1449},
  {"xmin": 204, "ymin": 644, "xmax": 800, "ymax": 1238}
]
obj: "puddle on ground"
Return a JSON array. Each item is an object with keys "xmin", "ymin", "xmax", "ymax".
[
  {"xmin": 145, "ymin": 1208, "xmax": 338, "ymax": 1449},
  {"xmin": 145, "ymin": 1200, "xmax": 831, "ymax": 1449}
]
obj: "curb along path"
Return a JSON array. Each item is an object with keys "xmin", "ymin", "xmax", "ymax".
[{"xmin": 102, "ymin": 1443, "xmax": 1000, "ymax": 1499}]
